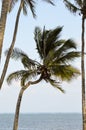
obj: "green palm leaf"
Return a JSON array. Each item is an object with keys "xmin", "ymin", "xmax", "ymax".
[
  {"xmin": 43, "ymin": 0, "xmax": 55, "ymax": 5},
  {"xmin": 45, "ymin": 26, "xmax": 63, "ymax": 57},
  {"xmin": 7, "ymin": 48, "xmax": 36, "ymax": 69},
  {"xmin": 57, "ymin": 39, "xmax": 77, "ymax": 53},
  {"xmin": 34, "ymin": 27, "xmax": 44, "ymax": 59},
  {"xmin": 56, "ymin": 51, "xmax": 80, "ymax": 64},
  {"xmin": 7, "ymin": 69, "xmax": 37, "ymax": 85},
  {"xmin": 34, "ymin": 26, "xmax": 63, "ymax": 59},
  {"xmin": 44, "ymin": 40, "xmax": 65, "ymax": 65},
  {"xmin": 26, "ymin": 0, "xmax": 36, "ymax": 17},
  {"xmin": 20, "ymin": 69, "xmax": 37, "ymax": 86},
  {"xmin": 22, "ymin": 0, "xmax": 28, "ymax": 15},
  {"xmin": 53, "ymin": 39, "xmax": 77, "ymax": 59},
  {"xmin": 64, "ymin": 0, "xmax": 80, "ymax": 13},
  {"xmin": 48, "ymin": 78, "xmax": 65, "ymax": 93},
  {"xmin": 7, "ymin": 70, "xmax": 28, "ymax": 85},
  {"xmin": 51, "ymin": 65, "xmax": 80, "ymax": 81},
  {"xmin": 44, "ymin": 39, "xmax": 79, "ymax": 65}
]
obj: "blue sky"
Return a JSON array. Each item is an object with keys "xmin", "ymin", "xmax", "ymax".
[{"xmin": 0, "ymin": 0, "xmax": 84, "ymax": 113}]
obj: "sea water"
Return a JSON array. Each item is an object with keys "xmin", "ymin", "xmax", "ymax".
[{"xmin": 0, "ymin": 113, "xmax": 82, "ymax": 130}]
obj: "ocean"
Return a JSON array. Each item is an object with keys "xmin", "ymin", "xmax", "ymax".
[{"xmin": 0, "ymin": 113, "xmax": 82, "ymax": 130}]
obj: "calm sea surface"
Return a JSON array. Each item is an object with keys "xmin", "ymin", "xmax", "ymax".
[{"xmin": 0, "ymin": 113, "xmax": 82, "ymax": 130}]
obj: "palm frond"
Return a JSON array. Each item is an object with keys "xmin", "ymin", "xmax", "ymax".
[
  {"xmin": 61, "ymin": 39, "xmax": 77, "ymax": 49},
  {"xmin": 74, "ymin": 0, "xmax": 82, "ymax": 7},
  {"xmin": 63, "ymin": 0, "xmax": 80, "ymax": 14},
  {"xmin": 5, "ymin": 48, "xmax": 27, "ymax": 59},
  {"xmin": 7, "ymin": 69, "xmax": 37, "ymax": 85},
  {"xmin": 53, "ymin": 39, "xmax": 77, "ymax": 59},
  {"xmin": 48, "ymin": 78, "xmax": 65, "ymax": 93},
  {"xmin": 5, "ymin": 48, "xmax": 36, "ymax": 69},
  {"xmin": 26, "ymin": 0, "xmax": 36, "ymax": 18},
  {"xmin": 43, "ymin": 0, "xmax": 55, "ymax": 5},
  {"xmin": 45, "ymin": 26, "xmax": 63, "ymax": 57},
  {"xmin": 45, "ymin": 39, "xmax": 78, "ymax": 65},
  {"xmin": 46, "ymin": 51, "xmax": 80, "ymax": 68},
  {"xmin": 51, "ymin": 65, "xmax": 80, "ymax": 81},
  {"xmin": 45, "ymin": 39, "xmax": 75, "ymax": 64},
  {"xmin": 8, "ymin": 0, "xmax": 18, "ymax": 12},
  {"xmin": 7, "ymin": 70, "xmax": 28, "ymax": 85},
  {"xmin": 20, "ymin": 69, "xmax": 37, "ymax": 86},
  {"xmin": 44, "ymin": 40, "xmax": 65, "ymax": 65},
  {"xmin": 34, "ymin": 27, "xmax": 44, "ymax": 59},
  {"xmin": 41, "ymin": 26, "xmax": 46, "ymax": 57},
  {"xmin": 56, "ymin": 51, "xmax": 80, "ymax": 64},
  {"xmin": 21, "ymin": 56, "xmax": 36, "ymax": 69},
  {"xmin": 34, "ymin": 26, "xmax": 63, "ymax": 59},
  {"xmin": 22, "ymin": 0, "xmax": 28, "ymax": 15}
]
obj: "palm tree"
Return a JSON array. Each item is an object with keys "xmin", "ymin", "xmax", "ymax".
[
  {"xmin": 7, "ymin": 26, "xmax": 80, "ymax": 130},
  {"xmin": 63, "ymin": 0, "xmax": 86, "ymax": 129},
  {"xmin": 0, "ymin": 0, "xmax": 54, "ymax": 89}
]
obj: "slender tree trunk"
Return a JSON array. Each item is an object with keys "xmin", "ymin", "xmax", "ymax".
[
  {"xmin": 0, "ymin": 0, "xmax": 9, "ymax": 60},
  {"xmin": 0, "ymin": 0, "xmax": 23, "ymax": 89},
  {"xmin": 13, "ymin": 88, "xmax": 24, "ymax": 130},
  {"xmin": 13, "ymin": 77, "xmax": 42, "ymax": 130},
  {"xmin": 81, "ymin": 16, "xmax": 86, "ymax": 130}
]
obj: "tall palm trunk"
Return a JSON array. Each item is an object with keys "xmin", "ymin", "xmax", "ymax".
[
  {"xmin": 81, "ymin": 16, "xmax": 86, "ymax": 130},
  {"xmin": 13, "ymin": 88, "xmax": 24, "ymax": 130},
  {"xmin": 0, "ymin": 0, "xmax": 9, "ymax": 60},
  {"xmin": 0, "ymin": 0, "xmax": 23, "ymax": 89}
]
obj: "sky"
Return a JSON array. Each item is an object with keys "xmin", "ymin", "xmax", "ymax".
[{"xmin": 0, "ymin": 0, "xmax": 85, "ymax": 113}]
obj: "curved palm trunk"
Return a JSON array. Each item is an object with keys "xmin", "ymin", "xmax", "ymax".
[
  {"xmin": 0, "ymin": 0, "xmax": 9, "ymax": 60},
  {"xmin": 13, "ymin": 88, "xmax": 24, "ymax": 130},
  {"xmin": 81, "ymin": 16, "xmax": 86, "ymax": 130},
  {"xmin": 0, "ymin": 0, "xmax": 23, "ymax": 89},
  {"xmin": 13, "ymin": 77, "xmax": 42, "ymax": 130}
]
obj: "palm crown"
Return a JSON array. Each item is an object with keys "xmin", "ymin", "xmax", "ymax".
[{"xmin": 7, "ymin": 26, "xmax": 80, "ymax": 92}]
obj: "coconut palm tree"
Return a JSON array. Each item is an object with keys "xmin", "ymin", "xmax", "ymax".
[
  {"xmin": 0, "ymin": 0, "xmax": 54, "ymax": 89},
  {"xmin": 63, "ymin": 1, "xmax": 86, "ymax": 129},
  {"xmin": 7, "ymin": 26, "xmax": 80, "ymax": 130}
]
